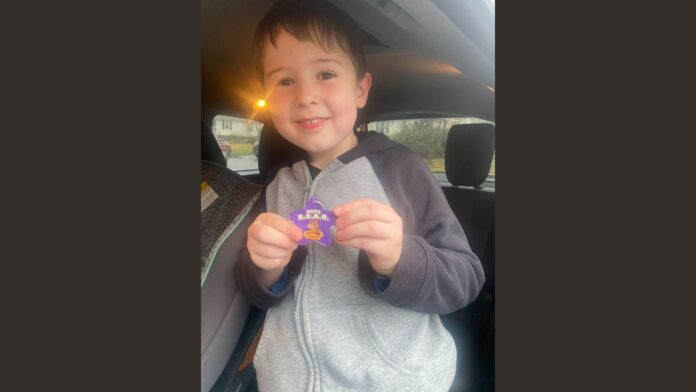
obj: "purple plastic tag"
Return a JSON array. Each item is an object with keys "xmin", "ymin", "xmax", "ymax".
[{"xmin": 290, "ymin": 196, "xmax": 336, "ymax": 246}]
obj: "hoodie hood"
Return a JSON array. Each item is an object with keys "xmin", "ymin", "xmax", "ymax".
[{"xmin": 336, "ymin": 131, "xmax": 403, "ymax": 165}]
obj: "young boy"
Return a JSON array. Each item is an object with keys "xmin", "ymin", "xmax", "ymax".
[{"xmin": 234, "ymin": 1, "xmax": 484, "ymax": 390}]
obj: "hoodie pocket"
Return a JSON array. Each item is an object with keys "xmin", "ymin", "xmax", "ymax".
[
  {"xmin": 360, "ymin": 304, "xmax": 457, "ymax": 377},
  {"xmin": 307, "ymin": 306, "xmax": 429, "ymax": 389}
]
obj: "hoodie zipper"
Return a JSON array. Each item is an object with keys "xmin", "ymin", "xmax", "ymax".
[
  {"xmin": 296, "ymin": 162, "xmax": 319, "ymax": 391},
  {"xmin": 303, "ymin": 185, "xmax": 311, "ymax": 205}
]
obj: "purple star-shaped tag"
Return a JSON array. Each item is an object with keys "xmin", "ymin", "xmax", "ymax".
[{"xmin": 290, "ymin": 196, "xmax": 336, "ymax": 246}]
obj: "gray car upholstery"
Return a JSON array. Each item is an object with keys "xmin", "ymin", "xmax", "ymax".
[{"xmin": 201, "ymin": 160, "xmax": 262, "ymax": 392}]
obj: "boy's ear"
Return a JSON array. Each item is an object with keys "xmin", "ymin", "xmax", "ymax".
[{"xmin": 356, "ymin": 72, "xmax": 372, "ymax": 109}]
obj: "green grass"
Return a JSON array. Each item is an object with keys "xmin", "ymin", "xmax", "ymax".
[{"xmin": 231, "ymin": 143, "xmax": 253, "ymax": 156}]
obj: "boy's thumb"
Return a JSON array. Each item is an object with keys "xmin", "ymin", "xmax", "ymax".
[{"xmin": 287, "ymin": 222, "xmax": 304, "ymax": 242}]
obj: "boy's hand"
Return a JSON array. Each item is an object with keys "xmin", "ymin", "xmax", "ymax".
[
  {"xmin": 333, "ymin": 199, "xmax": 403, "ymax": 277},
  {"xmin": 247, "ymin": 213, "xmax": 304, "ymax": 287}
]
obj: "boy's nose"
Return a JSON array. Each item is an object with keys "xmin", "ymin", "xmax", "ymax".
[{"xmin": 294, "ymin": 82, "xmax": 319, "ymax": 107}]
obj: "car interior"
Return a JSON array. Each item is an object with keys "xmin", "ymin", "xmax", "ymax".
[{"xmin": 201, "ymin": 1, "xmax": 494, "ymax": 391}]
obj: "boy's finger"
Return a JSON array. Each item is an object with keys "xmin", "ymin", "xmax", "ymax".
[
  {"xmin": 333, "ymin": 198, "xmax": 383, "ymax": 216},
  {"xmin": 250, "ymin": 242, "xmax": 295, "ymax": 260},
  {"xmin": 249, "ymin": 223, "xmax": 300, "ymax": 251},
  {"xmin": 335, "ymin": 220, "xmax": 392, "ymax": 241},
  {"xmin": 335, "ymin": 204, "xmax": 396, "ymax": 229},
  {"xmin": 250, "ymin": 254, "xmax": 291, "ymax": 271},
  {"xmin": 334, "ymin": 236, "xmax": 384, "ymax": 254},
  {"xmin": 257, "ymin": 213, "xmax": 303, "ymax": 242}
]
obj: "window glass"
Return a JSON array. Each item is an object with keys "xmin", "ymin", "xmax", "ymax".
[
  {"xmin": 211, "ymin": 114, "xmax": 263, "ymax": 173},
  {"xmin": 368, "ymin": 117, "xmax": 495, "ymax": 180}
]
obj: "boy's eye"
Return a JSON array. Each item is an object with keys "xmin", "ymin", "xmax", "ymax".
[
  {"xmin": 278, "ymin": 78, "xmax": 294, "ymax": 86},
  {"xmin": 318, "ymin": 71, "xmax": 336, "ymax": 80}
]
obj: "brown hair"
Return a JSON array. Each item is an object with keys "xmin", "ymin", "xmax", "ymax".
[{"xmin": 253, "ymin": 0, "xmax": 367, "ymax": 84}]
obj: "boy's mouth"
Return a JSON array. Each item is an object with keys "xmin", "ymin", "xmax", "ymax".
[{"xmin": 295, "ymin": 117, "xmax": 329, "ymax": 130}]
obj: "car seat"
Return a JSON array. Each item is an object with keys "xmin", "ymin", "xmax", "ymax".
[
  {"xmin": 201, "ymin": 118, "xmax": 264, "ymax": 391},
  {"xmin": 205, "ymin": 120, "xmax": 302, "ymax": 392},
  {"xmin": 439, "ymin": 122, "xmax": 495, "ymax": 392},
  {"xmin": 256, "ymin": 120, "xmax": 305, "ymax": 183}
]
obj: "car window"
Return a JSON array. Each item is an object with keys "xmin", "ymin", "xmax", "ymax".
[
  {"xmin": 368, "ymin": 117, "xmax": 495, "ymax": 181},
  {"xmin": 211, "ymin": 114, "xmax": 263, "ymax": 173}
]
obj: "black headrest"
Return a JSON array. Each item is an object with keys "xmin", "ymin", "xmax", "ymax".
[
  {"xmin": 257, "ymin": 122, "xmax": 306, "ymax": 182},
  {"xmin": 445, "ymin": 123, "xmax": 495, "ymax": 187},
  {"xmin": 201, "ymin": 121, "xmax": 226, "ymax": 166}
]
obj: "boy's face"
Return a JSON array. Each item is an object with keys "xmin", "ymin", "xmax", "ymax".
[{"xmin": 262, "ymin": 30, "xmax": 371, "ymax": 168}]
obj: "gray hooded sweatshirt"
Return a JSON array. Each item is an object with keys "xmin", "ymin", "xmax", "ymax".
[{"xmin": 235, "ymin": 132, "xmax": 484, "ymax": 391}]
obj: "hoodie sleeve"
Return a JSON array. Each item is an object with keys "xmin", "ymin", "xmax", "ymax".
[
  {"xmin": 233, "ymin": 186, "xmax": 308, "ymax": 309},
  {"xmin": 234, "ymin": 243, "xmax": 307, "ymax": 309},
  {"xmin": 358, "ymin": 147, "xmax": 485, "ymax": 314}
]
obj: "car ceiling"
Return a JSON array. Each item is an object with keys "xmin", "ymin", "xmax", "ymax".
[{"xmin": 202, "ymin": 0, "xmax": 495, "ymax": 124}]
